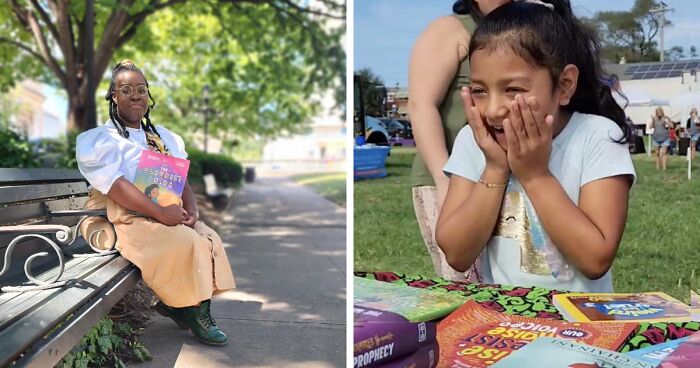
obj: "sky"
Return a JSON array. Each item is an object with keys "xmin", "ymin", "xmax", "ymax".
[{"xmin": 354, "ymin": 0, "xmax": 700, "ymax": 87}]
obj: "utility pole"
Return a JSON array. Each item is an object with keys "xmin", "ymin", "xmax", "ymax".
[{"xmin": 650, "ymin": 1, "xmax": 673, "ymax": 62}]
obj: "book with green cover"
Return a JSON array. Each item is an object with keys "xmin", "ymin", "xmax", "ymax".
[
  {"xmin": 553, "ymin": 292, "xmax": 690, "ymax": 323},
  {"xmin": 353, "ymin": 277, "xmax": 468, "ymax": 322},
  {"xmin": 492, "ymin": 337, "xmax": 655, "ymax": 368}
]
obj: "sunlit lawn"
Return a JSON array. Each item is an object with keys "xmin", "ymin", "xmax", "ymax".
[
  {"xmin": 354, "ymin": 147, "xmax": 699, "ymax": 303},
  {"xmin": 292, "ymin": 172, "xmax": 346, "ymax": 207}
]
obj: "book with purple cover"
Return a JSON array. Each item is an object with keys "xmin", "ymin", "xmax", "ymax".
[
  {"xmin": 133, "ymin": 150, "xmax": 190, "ymax": 207},
  {"xmin": 354, "ymin": 306, "xmax": 437, "ymax": 368},
  {"xmin": 376, "ymin": 341, "xmax": 439, "ymax": 368}
]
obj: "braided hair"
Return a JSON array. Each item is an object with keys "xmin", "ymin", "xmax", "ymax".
[{"xmin": 105, "ymin": 60, "xmax": 162, "ymax": 140}]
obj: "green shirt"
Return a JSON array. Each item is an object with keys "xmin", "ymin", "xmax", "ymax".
[{"xmin": 411, "ymin": 14, "xmax": 476, "ymax": 187}]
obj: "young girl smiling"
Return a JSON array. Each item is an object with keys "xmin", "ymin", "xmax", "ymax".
[{"xmin": 436, "ymin": 0, "xmax": 635, "ymax": 292}]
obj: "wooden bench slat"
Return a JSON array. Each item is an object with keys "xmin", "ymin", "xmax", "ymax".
[
  {"xmin": 0, "ymin": 203, "xmax": 44, "ymax": 225},
  {"xmin": 0, "ymin": 256, "xmax": 138, "ymax": 368},
  {"xmin": 0, "ymin": 256, "xmax": 109, "ymax": 327},
  {"xmin": 0, "ymin": 168, "xmax": 86, "ymax": 184},
  {"xmin": 0, "ymin": 183, "xmax": 88, "ymax": 205}
]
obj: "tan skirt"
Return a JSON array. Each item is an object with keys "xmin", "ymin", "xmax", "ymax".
[
  {"xmin": 412, "ymin": 186, "xmax": 483, "ymax": 283},
  {"xmin": 79, "ymin": 189, "xmax": 235, "ymax": 307}
]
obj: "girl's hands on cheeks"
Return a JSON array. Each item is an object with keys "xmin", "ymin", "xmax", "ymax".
[
  {"xmin": 503, "ymin": 94, "xmax": 554, "ymax": 185},
  {"xmin": 461, "ymin": 87, "xmax": 509, "ymax": 176}
]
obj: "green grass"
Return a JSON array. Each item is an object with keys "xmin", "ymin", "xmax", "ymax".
[
  {"xmin": 354, "ymin": 148, "xmax": 699, "ymax": 303},
  {"xmin": 292, "ymin": 172, "xmax": 347, "ymax": 207}
]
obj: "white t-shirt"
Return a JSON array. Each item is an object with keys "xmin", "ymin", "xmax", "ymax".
[
  {"xmin": 76, "ymin": 120, "xmax": 188, "ymax": 194},
  {"xmin": 443, "ymin": 112, "xmax": 636, "ymax": 292}
]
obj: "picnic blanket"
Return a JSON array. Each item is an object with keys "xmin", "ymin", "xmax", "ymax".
[{"xmin": 354, "ymin": 271, "xmax": 700, "ymax": 352}]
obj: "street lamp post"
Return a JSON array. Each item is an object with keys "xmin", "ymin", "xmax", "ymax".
[{"xmin": 203, "ymin": 84, "xmax": 210, "ymax": 153}]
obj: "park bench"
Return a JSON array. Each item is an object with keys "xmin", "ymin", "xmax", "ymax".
[
  {"xmin": 203, "ymin": 173, "xmax": 234, "ymax": 210},
  {"xmin": 0, "ymin": 168, "xmax": 140, "ymax": 367}
]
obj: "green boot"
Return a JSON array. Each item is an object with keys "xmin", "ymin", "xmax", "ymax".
[
  {"xmin": 181, "ymin": 300, "xmax": 228, "ymax": 346},
  {"xmin": 153, "ymin": 301, "xmax": 187, "ymax": 330}
]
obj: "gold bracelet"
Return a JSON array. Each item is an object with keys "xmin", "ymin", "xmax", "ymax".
[{"xmin": 478, "ymin": 178, "xmax": 508, "ymax": 188}]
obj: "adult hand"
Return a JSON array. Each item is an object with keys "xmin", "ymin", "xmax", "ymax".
[
  {"xmin": 182, "ymin": 209, "xmax": 199, "ymax": 228},
  {"xmin": 460, "ymin": 87, "xmax": 509, "ymax": 174},
  {"xmin": 503, "ymin": 95, "xmax": 554, "ymax": 185},
  {"xmin": 158, "ymin": 204, "xmax": 188, "ymax": 226}
]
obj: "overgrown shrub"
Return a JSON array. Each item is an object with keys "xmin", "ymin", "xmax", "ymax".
[{"xmin": 187, "ymin": 149, "xmax": 243, "ymax": 188}]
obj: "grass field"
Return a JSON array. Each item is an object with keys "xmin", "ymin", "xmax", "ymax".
[
  {"xmin": 354, "ymin": 147, "xmax": 699, "ymax": 303},
  {"xmin": 292, "ymin": 172, "xmax": 347, "ymax": 207}
]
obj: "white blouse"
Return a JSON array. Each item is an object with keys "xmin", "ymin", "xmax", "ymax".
[{"xmin": 76, "ymin": 120, "xmax": 188, "ymax": 194}]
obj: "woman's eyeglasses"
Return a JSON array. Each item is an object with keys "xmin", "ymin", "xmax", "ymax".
[{"xmin": 117, "ymin": 85, "xmax": 148, "ymax": 97}]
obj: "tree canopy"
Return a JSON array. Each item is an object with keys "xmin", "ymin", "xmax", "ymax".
[{"xmin": 0, "ymin": 0, "xmax": 345, "ymax": 139}]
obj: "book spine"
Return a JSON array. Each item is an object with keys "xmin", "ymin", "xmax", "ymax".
[
  {"xmin": 354, "ymin": 322, "xmax": 437, "ymax": 368},
  {"xmin": 374, "ymin": 341, "xmax": 439, "ymax": 368}
]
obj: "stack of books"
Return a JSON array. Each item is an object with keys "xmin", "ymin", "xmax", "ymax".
[{"xmin": 353, "ymin": 277, "xmax": 469, "ymax": 367}]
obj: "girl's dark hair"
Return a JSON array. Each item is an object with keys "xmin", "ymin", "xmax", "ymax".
[
  {"xmin": 105, "ymin": 60, "xmax": 163, "ymax": 141},
  {"xmin": 468, "ymin": 0, "xmax": 631, "ymax": 144},
  {"xmin": 144, "ymin": 184, "xmax": 159, "ymax": 197},
  {"xmin": 453, "ymin": 0, "xmax": 484, "ymax": 21}
]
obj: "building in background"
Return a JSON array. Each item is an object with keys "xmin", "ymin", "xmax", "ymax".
[
  {"xmin": 384, "ymin": 86, "xmax": 409, "ymax": 119},
  {"xmin": 7, "ymin": 80, "xmax": 65, "ymax": 140}
]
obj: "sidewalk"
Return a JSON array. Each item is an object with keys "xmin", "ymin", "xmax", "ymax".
[{"xmin": 136, "ymin": 177, "xmax": 347, "ymax": 368}]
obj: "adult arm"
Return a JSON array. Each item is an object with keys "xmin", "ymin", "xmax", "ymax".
[
  {"xmin": 408, "ymin": 16, "xmax": 470, "ymax": 206},
  {"xmin": 106, "ymin": 177, "xmax": 187, "ymax": 226},
  {"xmin": 181, "ymin": 182, "xmax": 199, "ymax": 227}
]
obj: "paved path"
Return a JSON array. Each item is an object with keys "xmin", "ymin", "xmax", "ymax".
[{"xmin": 136, "ymin": 177, "xmax": 347, "ymax": 368}]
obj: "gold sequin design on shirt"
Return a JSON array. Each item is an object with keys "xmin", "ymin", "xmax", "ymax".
[{"xmin": 493, "ymin": 191, "xmax": 551, "ymax": 275}]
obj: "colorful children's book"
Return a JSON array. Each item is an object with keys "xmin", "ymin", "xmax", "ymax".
[
  {"xmin": 354, "ymin": 306, "xmax": 437, "ymax": 368},
  {"xmin": 553, "ymin": 292, "xmax": 690, "ymax": 323},
  {"xmin": 437, "ymin": 300, "xmax": 639, "ymax": 368},
  {"xmin": 353, "ymin": 277, "xmax": 469, "ymax": 322},
  {"xmin": 491, "ymin": 337, "xmax": 655, "ymax": 368},
  {"xmin": 657, "ymin": 331, "xmax": 700, "ymax": 368},
  {"xmin": 626, "ymin": 337, "xmax": 690, "ymax": 365},
  {"xmin": 133, "ymin": 150, "xmax": 190, "ymax": 207},
  {"xmin": 376, "ymin": 341, "xmax": 439, "ymax": 368}
]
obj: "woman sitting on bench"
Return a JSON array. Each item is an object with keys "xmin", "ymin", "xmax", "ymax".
[{"xmin": 75, "ymin": 60, "xmax": 235, "ymax": 346}]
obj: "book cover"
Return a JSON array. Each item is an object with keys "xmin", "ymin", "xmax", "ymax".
[
  {"xmin": 552, "ymin": 292, "xmax": 690, "ymax": 323},
  {"xmin": 375, "ymin": 341, "xmax": 439, "ymax": 368},
  {"xmin": 491, "ymin": 337, "xmax": 655, "ymax": 368},
  {"xmin": 133, "ymin": 150, "xmax": 190, "ymax": 207},
  {"xmin": 657, "ymin": 331, "xmax": 700, "ymax": 368},
  {"xmin": 437, "ymin": 300, "xmax": 638, "ymax": 368},
  {"xmin": 626, "ymin": 337, "xmax": 690, "ymax": 365},
  {"xmin": 354, "ymin": 306, "xmax": 437, "ymax": 368},
  {"xmin": 353, "ymin": 277, "xmax": 469, "ymax": 322}
]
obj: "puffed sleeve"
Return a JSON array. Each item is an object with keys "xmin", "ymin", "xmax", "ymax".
[{"xmin": 76, "ymin": 128, "xmax": 125, "ymax": 194}]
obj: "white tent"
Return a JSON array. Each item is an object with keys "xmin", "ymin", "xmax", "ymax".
[
  {"xmin": 615, "ymin": 87, "xmax": 670, "ymax": 107},
  {"xmin": 669, "ymin": 91, "xmax": 700, "ymax": 123}
]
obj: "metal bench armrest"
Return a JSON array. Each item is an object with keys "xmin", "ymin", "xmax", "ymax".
[{"xmin": 0, "ymin": 210, "xmax": 118, "ymax": 293}]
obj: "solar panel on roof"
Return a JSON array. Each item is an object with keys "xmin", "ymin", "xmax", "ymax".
[
  {"xmin": 638, "ymin": 65, "xmax": 651, "ymax": 72},
  {"xmin": 669, "ymin": 70, "xmax": 683, "ymax": 78},
  {"xmin": 626, "ymin": 66, "xmax": 640, "ymax": 73},
  {"xmin": 630, "ymin": 72, "xmax": 646, "ymax": 80},
  {"xmin": 658, "ymin": 71, "xmax": 672, "ymax": 78},
  {"xmin": 648, "ymin": 65, "xmax": 662, "ymax": 71},
  {"xmin": 661, "ymin": 64, "xmax": 673, "ymax": 71},
  {"xmin": 687, "ymin": 61, "xmax": 700, "ymax": 68}
]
